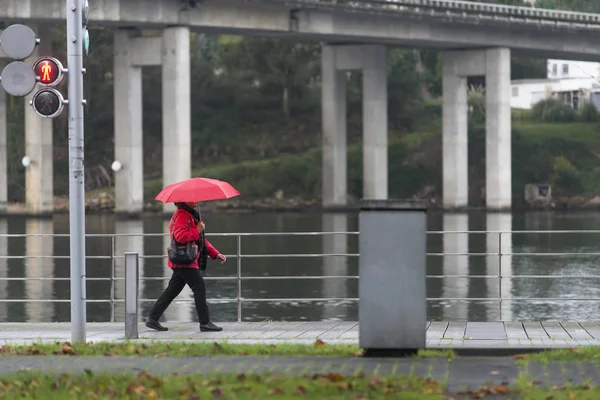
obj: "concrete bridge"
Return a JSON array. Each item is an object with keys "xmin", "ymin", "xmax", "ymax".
[{"xmin": 2, "ymin": 0, "xmax": 600, "ymax": 214}]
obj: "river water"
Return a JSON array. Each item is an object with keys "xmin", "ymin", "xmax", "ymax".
[{"xmin": 0, "ymin": 211, "xmax": 599, "ymax": 323}]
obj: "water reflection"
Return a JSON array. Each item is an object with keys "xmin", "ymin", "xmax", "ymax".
[
  {"xmin": 321, "ymin": 213, "xmax": 349, "ymax": 321},
  {"xmin": 24, "ymin": 220, "xmax": 54, "ymax": 321},
  {"xmin": 442, "ymin": 213, "xmax": 469, "ymax": 321}
]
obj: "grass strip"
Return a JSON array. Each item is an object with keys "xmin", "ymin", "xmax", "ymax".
[
  {"xmin": 0, "ymin": 371, "xmax": 447, "ymax": 399},
  {"xmin": 0, "ymin": 341, "xmax": 362, "ymax": 357},
  {"xmin": 512, "ymin": 347, "xmax": 600, "ymax": 365},
  {"xmin": 0, "ymin": 341, "xmax": 457, "ymax": 359}
]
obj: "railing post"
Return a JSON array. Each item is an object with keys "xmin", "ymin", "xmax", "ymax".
[
  {"xmin": 124, "ymin": 252, "xmax": 139, "ymax": 339},
  {"xmin": 498, "ymin": 232, "xmax": 503, "ymax": 321},
  {"xmin": 110, "ymin": 236, "xmax": 116, "ymax": 323},
  {"xmin": 236, "ymin": 235, "xmax": 242, "ymax": 322}
]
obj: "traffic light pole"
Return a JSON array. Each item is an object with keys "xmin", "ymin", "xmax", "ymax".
[{"xmin": 66, "ymin": 0, "xmax": 87, "ymax": 343}]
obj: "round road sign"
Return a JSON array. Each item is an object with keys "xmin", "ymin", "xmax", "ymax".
[
  {"xmin": 0, "ymin": 61, "xmax": 37, "ymax": 97},
  {"xmin": 31, "ymin": 88, "xmax": 65, "ymax": 118},
  {"xmin": 0, "ymin": 24, "xmax": 38, "ymax": 60}
]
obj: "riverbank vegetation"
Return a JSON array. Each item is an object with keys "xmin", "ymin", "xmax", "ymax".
[{"xmin": 4, "ymin": 0, "xmax": 600, "ymax": 210}]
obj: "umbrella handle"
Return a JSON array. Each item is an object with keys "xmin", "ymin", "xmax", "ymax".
[{"xmin": 196, "ymin": 204, "xmax": 202, "ymax": 221}]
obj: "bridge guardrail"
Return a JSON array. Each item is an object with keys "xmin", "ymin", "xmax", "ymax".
[{"xmin": 270, "ymin": 0, "xmax": 600, "ymax": 27}]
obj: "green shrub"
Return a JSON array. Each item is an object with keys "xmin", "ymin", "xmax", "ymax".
[
  {"xmin": 531, "ymin": 97, "xmax": 576, "ymax": 123},
  {"xmin": 511, "ymin": 108, "xmax": 532, "ymax": 123},
  {"xmin": 581, "ymin": 167, "xmax": 600, "ymax": 194},
  {"xmin": 577, "ymin": 100, "xmax": 600, "ymax": 123},
  {"xmin": 550, "ymin": 156, "xmax": 584, "ymax": 194}
]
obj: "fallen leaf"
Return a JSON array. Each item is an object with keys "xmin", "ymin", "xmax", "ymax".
[
  {"xmin": 126, "ymin": 384, "xmax": 146, "ymax": 395},
  {"xmin": 268, "ymin": 344, "xmax": 276, "ymax": 348},
  {"xmin": 104, "ymin": 352, "xmax": 118, "ymax": 357},
  {"xmin": 495, "ymin": 385, "xmax": 509, "ymax": 395},
  {"xmin": 568, "ymin": 348, "xmax": 581, "ymax": 354},
  {"xmin": 326, "ymin": 373, "xmax": 343, "ymax": 382},
  {"xmin": 568, "ymin": 392, "xmax": 575, "ymax": 400},
  {"xmin": 84, "ymin": 369, "xmax": 93, "ymax": 376},
  {"xmin": 295, "ymin": 385, "xmax": 307, "ymax": 394},
  {"xmin": 352, "ymin": 351, "xmax": 364, "ymax": 357},
  {"xmin": 268, "ymin": 388, "xmax": 284, "ymax": 395},
  {"xmin": 336, "ymin": 382, "xmax": 351, "ymax": 390},
  {"xmin": 237, "ymin": 352, "xmax": 249, "ymax": 355},
  {"xmin": 314, "ymin": 339, "xmax": 327, "ymax": 347},
  {"xmin": 512, "ymin": 354, "xmax": 527, "ymax": 360},
  {"xmin": 128, "ymin": 345, "xmax": 140, "ymax": 354},
  {"xmin": 236, "ymin": 374, "xmax": 247, "ymax": 382},
  {"xmin": 87, "ymin": 392, "xmax": 99, "ymax": 399},
  {"xmin": 213, "ymin": 342, "xmax": 223, "ymax": 352},
  {"xmin": 370, "ymin": 376, "xmax": 385, "ymax": 386},
  {"xmin": 147, "ymin": 391, "xmax": 158, "ymax": 399},
  {"xmin": 61, "ymin": 343, "xmax": 75, "ymax": 355},
  {"xmin": 211, "ymin": 388, "xmax": 223, "ymax": 398}
]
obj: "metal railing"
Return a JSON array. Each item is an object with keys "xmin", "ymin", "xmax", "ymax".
[
  {"xmin": 2, "ymin": 230, "xmax": 600, "ymax": 324},
  {"xmin": 270, "ymin": 0, "xmax": 600, "ymax": 27}
]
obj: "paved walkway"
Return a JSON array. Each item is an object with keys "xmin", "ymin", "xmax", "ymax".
[
  {"xmin": 0, "ymin": 355, "xmax": 598, "ymax": 393},
  {"xmin": 3, "ymin": 321, "xmax": 600, "ymax": 349}
]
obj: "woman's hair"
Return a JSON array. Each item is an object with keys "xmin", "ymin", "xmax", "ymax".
[{"xmin": 174, "ymin": 202, "xmax": 185, "ymax": 209}]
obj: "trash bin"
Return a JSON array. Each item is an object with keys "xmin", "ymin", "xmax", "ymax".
[{"xmin": 358, "ymin": 199, "xmax": 427, "ymax": 356}]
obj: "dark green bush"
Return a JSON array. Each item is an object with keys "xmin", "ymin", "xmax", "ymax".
[
  {"xmin": 531, "ymin": 97, "xmax": 576, "ymax": 123},
  {"xmin": 577, "ymin": 100, "xmax": 600, "ymax": 123}
]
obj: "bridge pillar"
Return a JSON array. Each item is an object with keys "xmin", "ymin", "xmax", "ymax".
[
  {"xmin": 114, "ymin": 29, "xmax": 144, "ymax": 216},
  {"xmin": 24, "ymin": 24, "xmax": 54, "ymax": 215},
  {"xmin": 162, "ymin": 27, "xmax": 191, "ymax": 214},
  {"xmin": 321, "ymin": 44, "xmax": 388, "ymax": 208},
  {"xmin": 362, "ymin": 45, "xmax": 388, "ymax": 200},
  {"xmin": 442, "ymin": 48, "xmax": 512, "ymax": 210},
  {"xmin": 442, "ymin": 53, "xmax": 469, "ymax": 209},
  {"xmin": 485, "ymin": 48, "xmax": 512, "ymax": 210},
  {"xmin": 322, "ymin": 46, "xmax": 348, "ymax": 208}
]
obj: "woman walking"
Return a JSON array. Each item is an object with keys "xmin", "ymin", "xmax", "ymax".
[{"xmin": 145, "ymin": 201, "xmax": 226, "ymax": 332}]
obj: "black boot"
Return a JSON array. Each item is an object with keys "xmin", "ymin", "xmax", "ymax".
[
  {"xmin": 200, "ymin": 321, "xmax": 223, "ymax": 332},
  {"xmin": 145, "ymin": 318, "xmax": 168, "ymax": 331}
]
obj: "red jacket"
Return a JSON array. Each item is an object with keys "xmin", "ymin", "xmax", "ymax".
[{"xmin": 168, "ymin": 208, "xmax": 219, "ymax": 269}]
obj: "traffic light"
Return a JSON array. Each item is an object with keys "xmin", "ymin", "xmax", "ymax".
[
  {"xmin": 31, "ymin": 88, "xmax": 65, "ymax": 118},
  {"xmin": 30, "ymin": 56, "xmax": 66, "ymax": 118},
  {"xmin": 33, "ymin": 57, "xmax": 64, "ymax": 87},
  {"xmin": 0, "ymin": 24, "xmax": 67, "ymax": 118}
]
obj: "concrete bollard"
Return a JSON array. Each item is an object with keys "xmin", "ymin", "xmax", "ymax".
[
  {"xmin": 124, "ymin": 252, "xmax": 139, "ymax": 339},
  {"xmin": 358, "ymin": 200, "xmax": 427, "ymax": 356}
]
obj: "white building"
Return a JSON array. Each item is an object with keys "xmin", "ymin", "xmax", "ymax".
[{"xmin": 510, "ymin": 59, "xmax": 600, "ymax": 110}]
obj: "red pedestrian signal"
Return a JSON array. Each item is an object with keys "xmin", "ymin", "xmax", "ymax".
[{"xmin": 33, "ymin": 57, "xmax": 64, "ymax": 87}]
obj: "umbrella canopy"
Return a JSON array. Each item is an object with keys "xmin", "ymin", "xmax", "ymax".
[{"xmin": 155, "ymin": 177, "xmax": 240, "ymax": 203}]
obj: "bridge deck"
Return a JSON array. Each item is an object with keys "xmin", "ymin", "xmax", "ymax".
[{"xmin": 2, "ymin": 321, "xmax": 600, "ymax": 348}]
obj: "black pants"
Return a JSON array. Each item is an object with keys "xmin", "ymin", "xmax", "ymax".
[{"xmin": 149, "ymin": 267, "xmax": 210, "ymax": 324}]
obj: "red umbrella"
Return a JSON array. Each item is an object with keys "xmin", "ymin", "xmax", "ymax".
[{"xmin": 155, "ymin": 177, "xmax": 240, "ymax": 203}]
